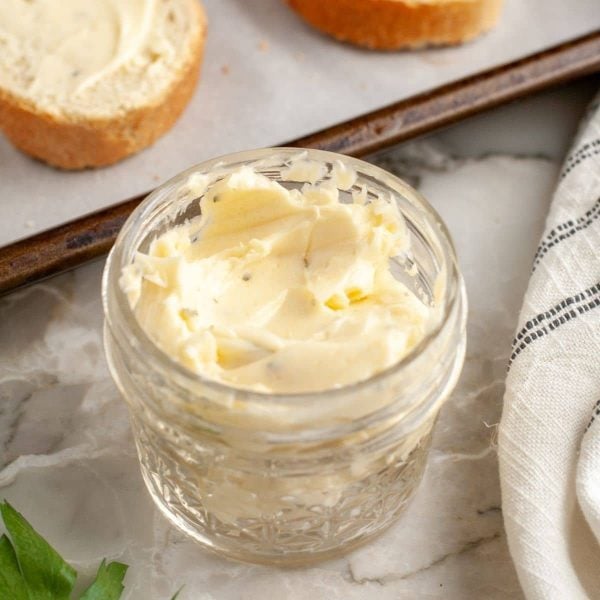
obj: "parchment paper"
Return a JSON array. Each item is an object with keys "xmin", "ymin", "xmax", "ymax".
[{"xmin": 0, "ymin": 0, "xmax": 598, "ymax": 246}]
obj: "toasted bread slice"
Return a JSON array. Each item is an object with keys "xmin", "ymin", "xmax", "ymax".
[
  {"xmin": 287, "ymin": 0, "xmax": 503, "ymax": 50},
  {"xmin": 0, "ymin": 0, "xmax": 206, "ymax": 169}
]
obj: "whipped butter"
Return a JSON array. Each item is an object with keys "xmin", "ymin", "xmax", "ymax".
[
  {"xmin": 104, "ymin": 150, "xmax": 467, "ymax": 562},
  {"xmin": 0, "ymin": 1, "xmax": 151, "ymax": 94},
  {"xmin": 0, "ymin": 0, "xmax": 189, "ymax": 115},
  {"xmin": 120, "ymin": 161, "xmax": 437, "ymax": 393}
]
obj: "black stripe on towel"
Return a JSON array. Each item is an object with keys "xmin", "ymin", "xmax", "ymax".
[
  {"xmin": 585, "ymin": 399, "xmax": 600, "ymax": 433},
  {"xmin": 565, "ymin": 139, "xmax": 600, "ymax": 163},
  {"xmin": 560, "ymin": 138, "xmax": 600, "ymax": 181},
  {"xmin": 508, "ymin": 283, "xmax": 600, "ymax": 370},
  {"xmin": 532, "ymin": 197, "xmax": 600, "ymax": 272},
  {"xmin": 560, "ymin": 149, "xmax": 600, "ymax": 181}
]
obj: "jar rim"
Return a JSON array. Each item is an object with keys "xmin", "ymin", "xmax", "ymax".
[{"xmin": 102, "ymin": 147, "xmax": 464, "ymax": 403}]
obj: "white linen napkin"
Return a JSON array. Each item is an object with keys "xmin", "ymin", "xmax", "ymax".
[{"xmin": 499, "ymin": 93, "xmax": 600, "ymax": 599}]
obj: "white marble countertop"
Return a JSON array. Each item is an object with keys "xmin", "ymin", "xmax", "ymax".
[{"xmin": 0, "ymin": 78, "xmax": 598, "ymax": 599}]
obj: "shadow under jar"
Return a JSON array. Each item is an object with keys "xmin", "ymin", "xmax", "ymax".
[{"xmin": 102, "ymin": 148, "xmax": 467, "ymax": 566}]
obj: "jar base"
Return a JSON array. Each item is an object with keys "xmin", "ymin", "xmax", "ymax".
[{"xmin": 140, "ymin": 464, "xmax": 422, "ymax": 568}]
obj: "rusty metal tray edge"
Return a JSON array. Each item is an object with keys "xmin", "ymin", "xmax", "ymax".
[{"xmin": 1, "ymin": 30, "xmax": 599, "ymax": 296}]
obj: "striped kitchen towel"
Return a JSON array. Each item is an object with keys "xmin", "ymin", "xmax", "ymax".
[{"xmin": 499, "ymin": 92, "xmax": 600, "ymax": 599}]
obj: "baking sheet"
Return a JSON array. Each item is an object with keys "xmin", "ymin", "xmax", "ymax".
[{"xmin": 0, "ymin": 0, "xmax": 598, "ymax": 246}]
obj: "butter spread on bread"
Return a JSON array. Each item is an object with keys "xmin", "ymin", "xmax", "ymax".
[{"xmin": 0, "ymin": 0, "xmax": 206, "ymax": 168}]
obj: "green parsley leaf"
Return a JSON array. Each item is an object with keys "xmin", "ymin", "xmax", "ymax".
[
  {"xmin": 0, "ymin": 534, "xmax": 28, "ymax": 600},
  {"xmin": 79, "ymin": 559, "xmax": 128, "ymax": 600},
  {"xmin": 0, "ymin": 501, "xmax": 77, "ymax": 600},
  {"xmin": 0, "ymin": 501, "xmax": 182, "ymax": 600}
]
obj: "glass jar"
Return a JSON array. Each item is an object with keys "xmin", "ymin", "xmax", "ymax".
[{"xmin": 102, "ymin": 148, "xmax": 467, "ymax": 566}]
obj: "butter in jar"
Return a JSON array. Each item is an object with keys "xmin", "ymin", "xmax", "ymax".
[{"xmin": 102, "ymin": 148, "xmax": 467, "ymax": 565}]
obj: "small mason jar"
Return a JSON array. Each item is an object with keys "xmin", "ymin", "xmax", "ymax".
[{"xmin": 102, "ymin": 148, "xmax": 467, "ymax": 566}]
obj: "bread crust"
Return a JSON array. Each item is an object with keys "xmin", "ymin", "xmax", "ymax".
[
  {"xmin": 0, "ymin": 1, "xmax": 206, "ymax": 170},
  {"xmin": 287, "ymin": 0, "xmax": 503, "ymax": 50}
]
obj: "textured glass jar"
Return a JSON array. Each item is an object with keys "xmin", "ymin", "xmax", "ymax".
[{"xmin": 102, "ymin": 148, "xmax": 467, "ymax": 566}]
